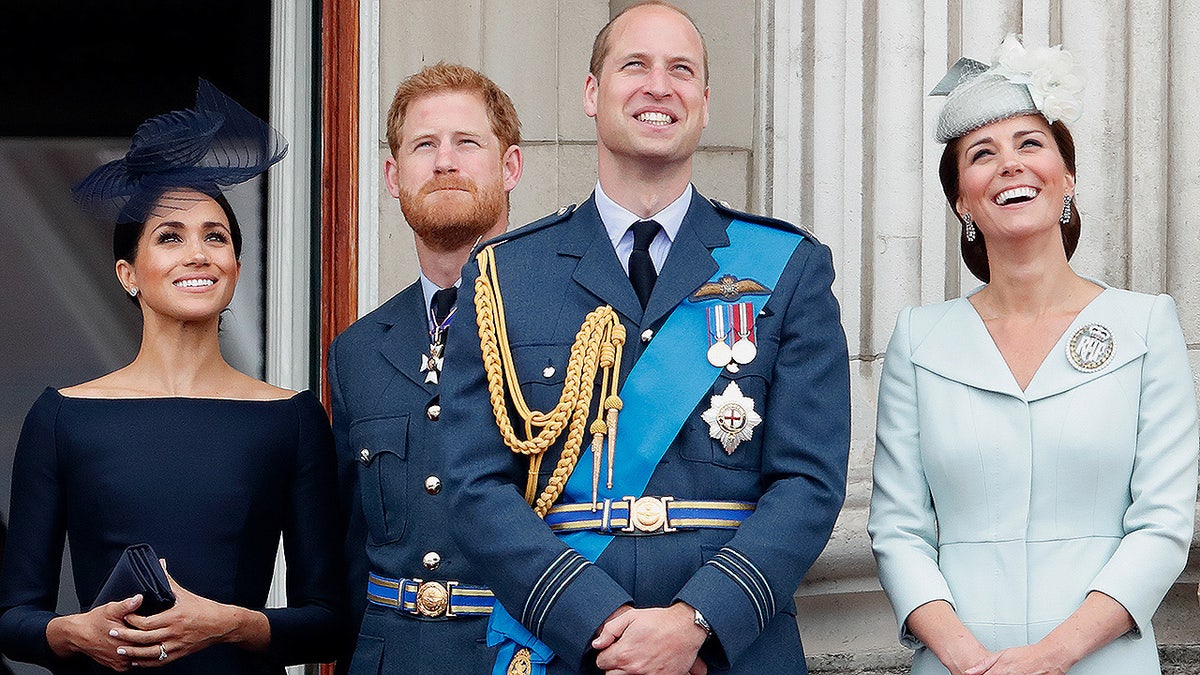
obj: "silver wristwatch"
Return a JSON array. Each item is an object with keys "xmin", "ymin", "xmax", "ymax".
[{"xmin": 693, "ymin": 607, "xmax": 712, "ymax": 637}]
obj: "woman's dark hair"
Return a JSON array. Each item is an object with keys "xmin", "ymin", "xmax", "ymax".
[
  {"xmin": 113, "ymin": 191, "xmax": 242, "ymax": 304},
  {"xmin": 938, "ymin": 118, "xmax": 1081, "ymax": 283}
]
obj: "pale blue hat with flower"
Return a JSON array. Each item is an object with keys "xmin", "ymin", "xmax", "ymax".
[{"xmin": 931, "ymin": 34, "xmax": 1085, "ymax": 143}]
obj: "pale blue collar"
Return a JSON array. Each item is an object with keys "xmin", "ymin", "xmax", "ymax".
[
  {"xmin": 594, "ymin": 181, "xmax": 688, "ymax": 250},
  {"xmin": 418, "ymin": 272, "xmax": 460, "ymax": 330}
]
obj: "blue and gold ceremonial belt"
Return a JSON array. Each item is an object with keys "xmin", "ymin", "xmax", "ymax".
[
  {"xmin": 544, "ymin": 497, "xmax": 754, "ymax": 535},
  {"xmin": 367, "ymin": 572, "xmax": 494, "ymax": 619}
]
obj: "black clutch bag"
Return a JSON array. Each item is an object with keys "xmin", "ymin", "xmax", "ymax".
[{"xmin": 91, "ymin": 544, "xmax": 176, "ymax": 616}]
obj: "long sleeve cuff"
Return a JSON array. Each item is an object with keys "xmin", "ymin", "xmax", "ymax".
[
  {"xmin": 0, "ymin": 608, "xmax": 61, "ymax": 667},
  {"xmin": 676, "ymin": 546, "xmax": 776, "ymax": 664},
  {"xmin": 263, "ymin": 604, "xmax": 342, "ymax": 666},
  {"xmin": 522, "ymin": 552, "xmax": 631, "ymax": 669}
]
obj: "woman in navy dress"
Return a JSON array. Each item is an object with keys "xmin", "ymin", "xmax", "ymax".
[{"xmin": 0, "ymin": 81, "xmax": 343, "ymax": 673}]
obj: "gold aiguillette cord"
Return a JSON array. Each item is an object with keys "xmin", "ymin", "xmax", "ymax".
[{"xmin": 474, "ymin": 245, "xmax": 626, "ymax": 517}]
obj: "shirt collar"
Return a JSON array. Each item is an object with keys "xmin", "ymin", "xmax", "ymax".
[
  {"xmin": 418, "ymin": 273, "xmax": 460, "ymax": 326},
  {"xmin": 594, "ymin": 180, "xmax": 690, "ymax": 248}
]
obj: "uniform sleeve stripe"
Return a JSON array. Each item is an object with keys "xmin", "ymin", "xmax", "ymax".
[
  {"xmin": 526, "ymin": 552, "xmax": 582, "ymax": 626},
  {"xmin": 523, "ymin": 550, "xmax": 576, "ymax": 624},
  {"xmin": 711, "ymin": 553, "xmax": 767, "ymax": 621},
  {"xmin": 719, "ymin": 546, "xmax": 775, "ymax": 616},
  {"xmin": 716, "ymin": 548, "xmax": 771, "ymax": 614},
  {"xmin": 524, "ymin": 550, "xmax": 589, "ymax": 629},
  {"xmin": 533, "ymin": 557, "xmax": 590, "ymax": 637},
  {"xmin": 713, "ymin": 552, "xmax": 772, "ymax": 621},
  {"xmin": 707, "ymin": 558, "xmax": 767, "ymax": 630},
  {"xmin": 709, "ymin": 547, "xmax": 773, "ymax": 630}
]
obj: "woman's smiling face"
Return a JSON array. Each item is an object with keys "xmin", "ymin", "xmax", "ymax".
[
  {"xmin": 955, "ymin": 113, "xmax": 1075, "ymax": 244},
  {"xmin": 116, "ymin": 190, "xmax": 241, "ymax": 323}
]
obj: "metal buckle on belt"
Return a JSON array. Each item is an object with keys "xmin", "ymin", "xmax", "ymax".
[
  {"xmin": 410, "ymin": 578, "xmax": 459, "ymax": 618},
  {"xmin": 619, "ymin": 495, "xmax": 676, "ymax": 534}
]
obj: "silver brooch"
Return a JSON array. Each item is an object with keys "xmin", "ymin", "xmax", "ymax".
[
  {"xmin": 1066, "ymin": 323, "xmax": 1114, "ymax": 373},
  {"xmin": 700, "ymin": 381, "xmax": 762, "ymax": 455}
]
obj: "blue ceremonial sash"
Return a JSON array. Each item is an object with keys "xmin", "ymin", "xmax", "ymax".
[{"xmin": 489, "ymin": 219, "xmax": 803, "ymax": 675}]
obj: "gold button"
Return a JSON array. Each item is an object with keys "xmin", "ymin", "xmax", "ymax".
[
  {"xmin": 425, "ymin": 475, "xmax": 442, "ymax": 495},
  {"xmin": 422, "ymin": 551, "xmax": 441, "ymax": 570},
  {"xmin": 359, "ymin": 448, "xmax": 370, "ymax": 461},
  {"xmin": 426, "ymin": 404, "xmax": 441, "ymax": 421},
  {"xmin": 641, "ymin": 329, "xmax": 653, "ymax": 343}
]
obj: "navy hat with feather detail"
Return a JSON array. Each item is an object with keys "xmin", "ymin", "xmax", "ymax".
[{"xmin": 73, "ymin": 79, "xmax": 288, "ymax": 222}]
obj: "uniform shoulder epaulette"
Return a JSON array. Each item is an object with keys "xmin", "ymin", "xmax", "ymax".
[
  {"xmin": 708, "ymin": 197, "xmax": 814, "ymax": 239},
  {"xmin": 475, "ymin": 204, "xmax": 578, "ymax": 253}
]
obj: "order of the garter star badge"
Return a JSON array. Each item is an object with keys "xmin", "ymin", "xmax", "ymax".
[{"xmin": 701, "ymin": 381, "xmax": 762, "ymax": 454}]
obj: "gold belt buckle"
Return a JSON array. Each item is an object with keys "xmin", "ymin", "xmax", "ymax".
[
  {"xmin": 621, "ymin": 495, "xmax": 676, "ymax": 534},
  {"xmin": 413, "ymin": 579, "xmax": 458, "ymax": 618}
]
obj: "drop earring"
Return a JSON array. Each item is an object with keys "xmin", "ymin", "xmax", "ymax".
[
  {"xmin": 962, "ymin": 213, "xmax": 976, "ymax": 242},
  {"xmin": 1060, "ymin": 194, "xmax": 1073, "ymax": 225}
]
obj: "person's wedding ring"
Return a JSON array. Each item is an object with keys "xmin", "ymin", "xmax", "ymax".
[{"xmin": 158, "ymin": 644, "xmax": 168, "ymax": 661}]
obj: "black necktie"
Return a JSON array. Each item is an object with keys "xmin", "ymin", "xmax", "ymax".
[
  {"xmin": 431, "ymin": 287, "xmax": 458, "ymax": 328},
  {"xmin": 629, "ymin": 220, "xmax": 661, "ymax": 309}
]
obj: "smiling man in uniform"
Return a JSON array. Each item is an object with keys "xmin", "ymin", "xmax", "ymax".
[{"xmin": 441, "ymin": 3, "xmax": 850, "ymax": 673}]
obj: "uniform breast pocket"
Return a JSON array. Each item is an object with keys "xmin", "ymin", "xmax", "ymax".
[
  {"xmin": 681, "ymin": 372, "xmax": 767, "ymax": 471},
  {"xmin": 511, "ymin": 343, "xmax": 570, "ymax": 415},
  {"xmin": 351, "ymin": 415, "xmax": 410, "ymax": 545}
]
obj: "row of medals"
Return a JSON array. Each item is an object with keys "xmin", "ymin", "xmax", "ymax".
[{"xmin": 706, "ymin": 302, "xmax": 757, "ymax": 372}]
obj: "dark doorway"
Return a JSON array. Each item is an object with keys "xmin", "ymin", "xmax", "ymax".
[{"xmin": 1, "ymin": 1, "xmax": 270, "ymax": 137}]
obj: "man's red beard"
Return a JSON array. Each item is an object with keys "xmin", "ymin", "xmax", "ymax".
[{"xmin": 398, "ymin": 174, "xmax": 506, "ymax": 252}]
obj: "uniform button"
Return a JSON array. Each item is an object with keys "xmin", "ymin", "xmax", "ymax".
[
  {"xmin": 641, "ymin": 329, "xmax": 654, "ymax": 343},
  {"xmin": 426, "ymin": 404, "xmax": 441, "ymax": 421},
  {"xmin": 542, "ymin": 365, "xmax": 556, "ymax": 378},
  {"xmin": 425, "ymin": 475, "xmax": 442, "ymax": 495},
  {"xmin": 359, "ymin": 448, "xmax": 370, "ymax": 462},
  {"xmin": 422, "ymin": 551, "xmax": 441, "ymax": 571}
]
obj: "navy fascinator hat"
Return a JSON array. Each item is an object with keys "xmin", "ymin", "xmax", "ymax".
[{"xmin": 73, "ymin": 79, "xmax": 288, "ymax": 223}]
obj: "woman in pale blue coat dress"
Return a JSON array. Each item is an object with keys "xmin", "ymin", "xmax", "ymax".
[{"xmin": 868, "ymin": 35, "xmax": 1199, "ymax": 675}]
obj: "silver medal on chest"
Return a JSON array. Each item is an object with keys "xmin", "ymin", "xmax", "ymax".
[
  {"xmin": 707, "ymin": 340, "xmax": 733, "ymax": 368},
  {"xmin": 730, "ymin": 338, "xmax": 757, "ymax": 365}
]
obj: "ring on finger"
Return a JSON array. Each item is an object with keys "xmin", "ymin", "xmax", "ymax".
[{"xmin": 158, "ymin": 644, "xmax": 168, "ymax": 662}]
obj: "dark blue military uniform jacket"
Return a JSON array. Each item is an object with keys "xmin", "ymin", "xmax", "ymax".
[
  {"xmin": 329, "ymin": 282, "xmax": 498, "ymax": 674},
  {"xmin": 439, "ymin": 191, "xmax": 851, "ymax": 674}
]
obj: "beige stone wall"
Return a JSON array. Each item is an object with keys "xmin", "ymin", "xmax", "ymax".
[
  {"xmin": 371, "ymin": 0, "xmax": 758, "ymax": 300},
  {"xmin": 367, "ymin": 0, "xmax": 1200, "ymax": 672}
]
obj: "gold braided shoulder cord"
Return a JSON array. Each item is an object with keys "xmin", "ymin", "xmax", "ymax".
[{"xmin": 474, "ymin": 245, "xmax": 625, "ymax": 517}]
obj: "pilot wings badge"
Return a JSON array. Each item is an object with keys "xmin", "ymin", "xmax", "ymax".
[{"xmin": 689, "ymin": 274, "xmax": 771, "ymax": 303}]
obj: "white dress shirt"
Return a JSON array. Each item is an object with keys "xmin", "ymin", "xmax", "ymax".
[
  {"xmin": 594, "ymin": 181, "xmax": 691, "ymax": 274},
  {"xmin": 418, "ymin": 273, "xmax": 460, "ymax": 332}
]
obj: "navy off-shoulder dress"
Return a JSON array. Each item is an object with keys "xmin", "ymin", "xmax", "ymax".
[{"xmin": 0, "ymin": 389, "xmax": 344, "ymax": 673}]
